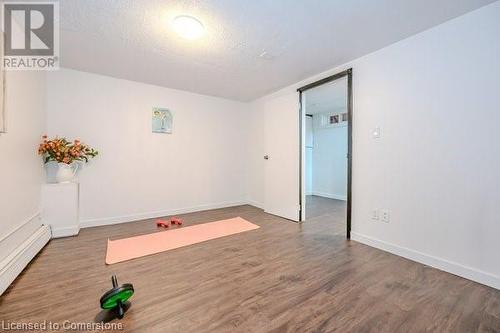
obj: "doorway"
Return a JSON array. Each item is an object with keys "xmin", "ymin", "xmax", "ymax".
[{"xmin": 298, "ymin": 69, "xmax": 352, "ymax": 238}]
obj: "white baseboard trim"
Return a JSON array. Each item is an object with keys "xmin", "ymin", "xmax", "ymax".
[
  {"xmin": 311, "ymin": 191, "xmax": 347, "ymax": 201},
  {"xmin": 351, "ymin": 232, "xmax": 500, "ymax": 290},
  {"xmin": 246, "ymin": 200, "xmax": 264, "ymax": 209},
  {"xmin": 0, "ymin": 225, "xmax": 51, "ymax": 295},
  {"xmin": 80, "ymin": 200, "xmax": 250, "ymax": 228},
  {"xmin": 51, "ymin": 226, "xmax": 80, "ymax": 238}
]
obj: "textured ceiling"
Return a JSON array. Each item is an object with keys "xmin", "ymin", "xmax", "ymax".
[
  {"xmin": 59, "ymin": 0, "xmax": 496, "ymax": 101},
  {"xmin": 305, "ymin": 77, "xmax": 347, "ymax": 114}
]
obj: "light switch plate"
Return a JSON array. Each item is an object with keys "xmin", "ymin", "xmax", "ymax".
[{"xmin": 372, "ymin": 126, "xmax": 381, "ymax": 139}]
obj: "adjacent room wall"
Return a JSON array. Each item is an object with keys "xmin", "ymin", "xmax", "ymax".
[
  {"xmin": 305, "ymin": 116, "xmax": 313, "ymax": 195},
  {"xmin": 248, "ymin": 2, "xmax": 500, "ymax": 289},
  {"xmin": 311, "ymin": 114, "xmax": 348, "ymax": 200},
  {"xmin": 46, "ymin": 69, "xmax": 251, "ymax": 226},
  {"xmin": 0, "ymin": 71, "xmax": 46, "ymax": 263}
]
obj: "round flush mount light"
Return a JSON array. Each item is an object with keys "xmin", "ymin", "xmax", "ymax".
[{"xmin": 173, "ymin": 15, "xmax": 205, "ymax": 40}]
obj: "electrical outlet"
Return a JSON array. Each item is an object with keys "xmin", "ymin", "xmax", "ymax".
[
  {"xmin": 371, "ymin": 209, "xmax": 379, "ymax": 220},
  {"xmin": 381, "ymin": 209, "xmax": 390, "ymax": 223}
]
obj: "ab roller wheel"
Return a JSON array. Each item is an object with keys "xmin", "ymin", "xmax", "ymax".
[{"xmin": 100, "ymin": 275, "xmax": 134, "ymax": 319}]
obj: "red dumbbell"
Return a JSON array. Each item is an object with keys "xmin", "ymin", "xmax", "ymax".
[
  {"xmin": 171, "ymin": 217, "xmax": 183, "ymax": 226},
  {"xmin": 156, "ymin": 219, "xmax": 170, "ymax": 228}
]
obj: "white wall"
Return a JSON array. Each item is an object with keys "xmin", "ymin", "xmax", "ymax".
[
  {"xmin": 0, "ymin": 71, "xmax": 46, "ymax": 262},
  {"xmin": 311, "ymin": 114, "xmax": 348, "ymax": 200},
  {"xmin": 46, "ymin": 69, "xmax": 251, "ymax": 226},
  {"xmin": 248, "ymin": 2, "xmax": 500, "ymax": 289}
]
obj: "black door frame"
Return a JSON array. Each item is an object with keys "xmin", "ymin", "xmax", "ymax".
[{"xmin": 297, "ymin": 68, "xmax": 353, "ymax": 239}]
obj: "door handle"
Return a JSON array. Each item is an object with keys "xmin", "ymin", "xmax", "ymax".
[{"xmin": 264, "ymin": 155, "xmax": 269, "ymax": 160}]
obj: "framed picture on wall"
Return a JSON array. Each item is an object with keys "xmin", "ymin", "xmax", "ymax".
[
  {"xmin": 152, "ymin": 107, "xmax": 173, "ymax": 134},
  {"xmin": 329, "ymin": 114, "xmax": 339, "ymax": 124},
  {"xmin": 0, "ymin": 31, "xmax": 5, "ymax": 133}
]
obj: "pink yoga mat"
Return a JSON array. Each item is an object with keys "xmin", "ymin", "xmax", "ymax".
[{"xmin": 105, "ymin": 217, "xmax": 259, "ymax": 264}]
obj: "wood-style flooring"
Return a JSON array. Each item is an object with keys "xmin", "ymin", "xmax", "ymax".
[
  {"xmin": 1, "ymin": 204, "xmax": 499, "ymax": 332},
  {"xmin": 305, "ymin": 195, "xmax": 346, "ymax": 236}
]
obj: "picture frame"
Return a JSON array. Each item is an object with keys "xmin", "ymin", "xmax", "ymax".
[
  {"xmin": 320, "ymin": 112, "xmax": 348, "ymax": 128},
  {"xmin": 152, "ymin": 107, "xmax": 172, "ymax": 134},
  {"xmin": 329, "ymin": 114, "xmax": 339, "ymax": 124}
]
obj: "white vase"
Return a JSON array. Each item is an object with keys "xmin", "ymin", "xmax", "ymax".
[
  {"xmin": 45, "ymin": 161, "xmax": 59, "ymax": 183},
  {"xmin": 56, "ymin": 163, "xmax": 79, "ymax": 183}
]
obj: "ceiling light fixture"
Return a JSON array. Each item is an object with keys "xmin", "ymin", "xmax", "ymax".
[{"xmin": 173, "ymin": 15, "xmax": 205, "ymax": 40}]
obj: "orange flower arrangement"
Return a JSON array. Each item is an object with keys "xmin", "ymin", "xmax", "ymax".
[{"xmin": 38, "ymin": 135, "xmax": 98, "ymax": 164}]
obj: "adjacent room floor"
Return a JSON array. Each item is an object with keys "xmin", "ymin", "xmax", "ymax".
[
  {"xmin": 1, "ymin": 205, "xmax": 499, "ymax": 332},
  {"xmin": 306, "ymin": 195, "xmax": 346, "ymax": 236}
]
